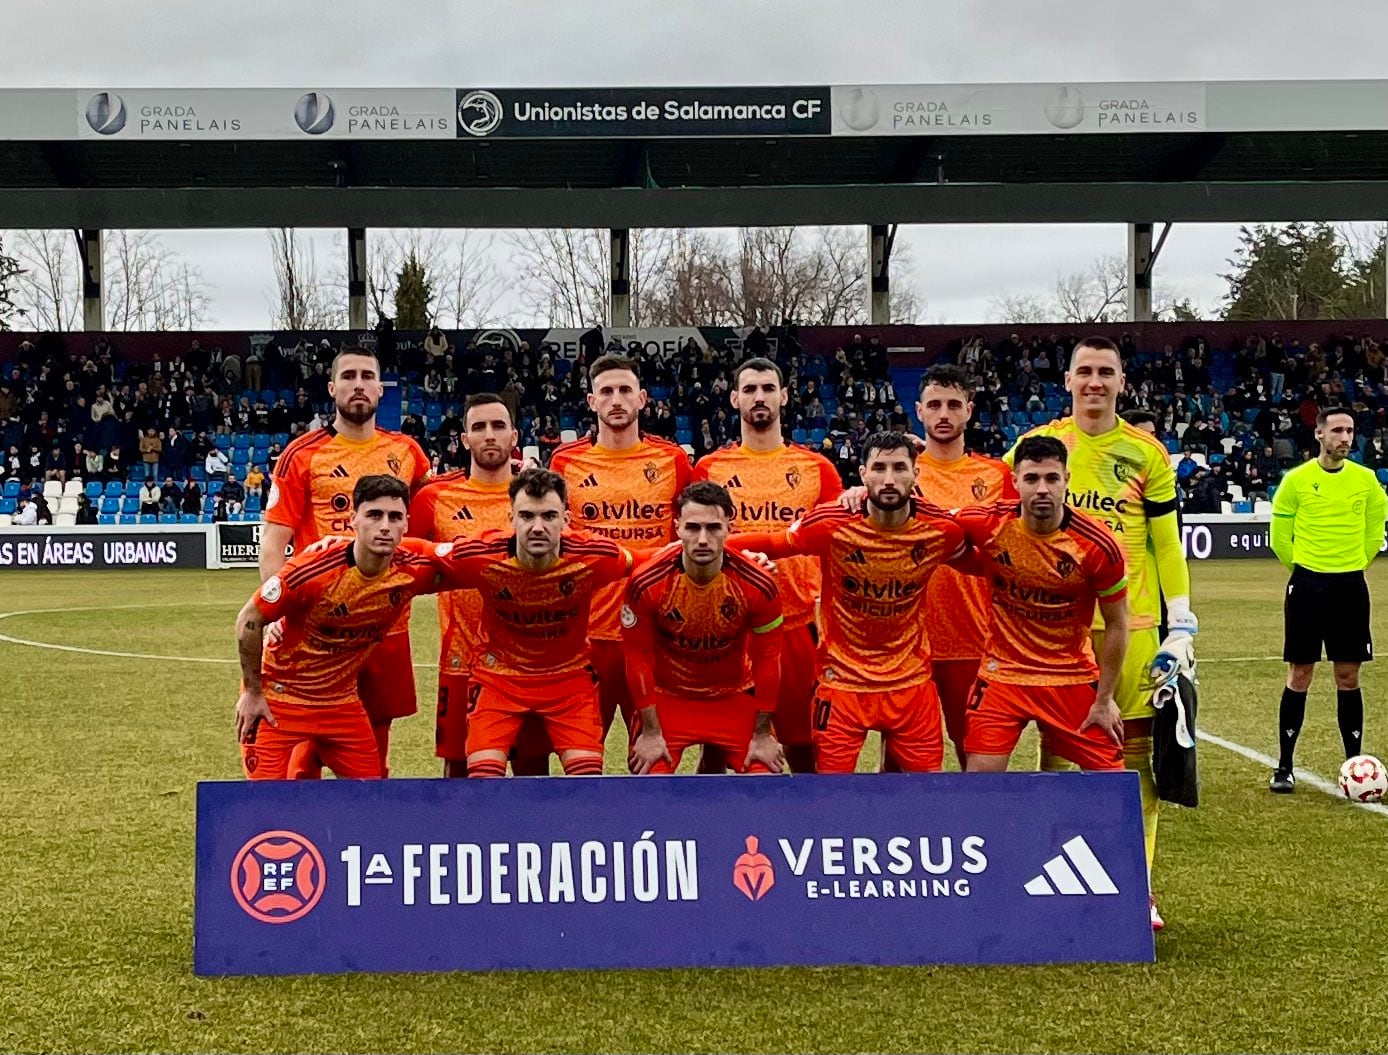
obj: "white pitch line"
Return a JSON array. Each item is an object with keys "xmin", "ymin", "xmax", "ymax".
[{"xmin": 1197, "ymin": 729, "xmax": 1388, "ymax": 818}]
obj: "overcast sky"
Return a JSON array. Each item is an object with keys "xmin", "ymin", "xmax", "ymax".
[{"xmin": 3, "ymin": 0, "xmax": 1386, "ymax": 328}]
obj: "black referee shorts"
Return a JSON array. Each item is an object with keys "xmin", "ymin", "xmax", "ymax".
[{"xmin": 1283, "ymin": 565, "xmax": 1373, "ymax": 665}]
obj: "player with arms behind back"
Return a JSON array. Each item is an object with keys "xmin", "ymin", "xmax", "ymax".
[
  {"xmin": 234, "ymin": 475, "xmax": 446, "ymax": 780},
  {"xmin": 259, "ymin": 346, "xmax": 431, "ymax": 777},
  {"xmin": 408, "ymin": 393, "xmax": 518, "ymax": 777},
  {"xmin": 549, "ymin": 354, "xmax": 692, "ymax": 744},
  {"xmin": 624, "ymin": 481, "xmax": 786, "ymax": 775},
  {"xmin": 956, "ymin": 436, "xmax": 1129, "ymax": 773},
  {"xmin": 691, "ymin": 357, "xmax": 841, "ymax": 772},
  {"xmin": 729, "ymin": 432, "xmax": 967, "ymax": 773},
  {"xmin": 1007, "ymin": 335, "xmax": 1195, "ymax": 930}
]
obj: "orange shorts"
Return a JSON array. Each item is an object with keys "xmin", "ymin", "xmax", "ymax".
[
  {"xmin": 932, "ymin": 657, "xmax": 982, "ymax": 749},
  {"xmin": 435, "ymin": 669, "xmax": 471, "ymax": 763},
  {"xmin": 590, "ymin": 639, "xmax": 636, "ymax": 734},
  {"xmin": 242, "ymin": 698, "xmax": 382, "ymax": 780},
  {"xmin": 357, "ymin": 630, "xmax": 418, "ymax": 723},
  {"xmin": 963, "ymin": 679, "xmax": 1123, "ymax": 772},
  {"xmin": 812, "ymin": 679, "xmax": 944, "ymax": 773},
  {"xmin": 633, "ymin": 691, "xmax": 769, "ymax": 775},
  {"xmin": 465, "ymin": 671, "xmax": 603, "ymax": 758},
  {"xmin": 772, "ymin": 622, "xmax": 818, "ymax": 748}
]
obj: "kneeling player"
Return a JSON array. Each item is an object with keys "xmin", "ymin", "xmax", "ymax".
[
  {"xmin": 234, "ymin": 475, "xmax": 449, "ymax": 780},
  {"xmin": 955, "ymin": 437, "xmax": 1129, "ymax": 773},
  {"xmin": 433, "ymin": 469, "xmax": 635, "ymax": 777},
  {"xmin": 624, "ymin": 481, "xmax": 786, "ymax": 775}
]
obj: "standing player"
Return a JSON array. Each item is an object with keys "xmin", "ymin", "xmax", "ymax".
[
  {"xmin": 624, "ymin": 481, "xmax": 786, "ymax": 775},
  {"xmin": 234, "ymin": 476, "xmax": 445, "ymax": 780},
  {"xmin": 259, "ymin": 346, "xmax": 431, "ymax": 777},
  {"xmin": 910, "ymin": 364, "xmax": 1017, "ymax": 768},
  {"xmin": 691, "ymin": 357, "xmax": 841, "ymax": 772},
  {"xmin": 408, "ymin": 393, "xmax": 517, "ymax": 778},
  {"xmin": 434, "ymin": 469, "xmax": 636, "ymax": 778},
  {"xmin": 549, "ymin": 354, "xmax": 692, "ymax": 740},
  {"xmin": 955, "ymin": 437, "xmax": 1130, "ymax": 773},
  {"xmin": 728, "ymin": 433, "xmax": 967, "ymax": 773},
  {"xmin": 1007, "ymin": 336, "xmax": 1196, "ymax": 930},
  {"xmin": 1269, "ymin": 406, "xmax": 1386, "ymax": 792}
]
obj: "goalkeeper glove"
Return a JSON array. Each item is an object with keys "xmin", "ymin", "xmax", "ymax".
[{"xmin": 1150, "ymin": 596, "xmax": 1197, "ymax": 685}]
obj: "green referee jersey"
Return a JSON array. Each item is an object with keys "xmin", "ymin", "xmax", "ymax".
[{"xmin": 1270, "ymin": 458, "xmax": 1387, "ymax": 572}]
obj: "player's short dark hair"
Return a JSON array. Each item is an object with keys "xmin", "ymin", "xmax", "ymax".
[
  {"xmin": 732, "ymin": 357, "xmax": 785, "ymax": 387},
  {"xmin": 1013, "ymin": 435, "xmax": 1068, "ymax": 468},
  {"xmin": 353, "ymin": 473, "xmax": 409, "ymax": 507},
  {"xmin": 1316, "ymin": 405, "xmax": 1355, "ymax": 428},
  {"xmin": 860, "ymin": 431, "xmax": 915, "ymax": 465},
  {"xmin": 331, "ymin": 345, "xmax": 379, "ymax": 379},
  {"xmin": 509, "ymin": 467, "xmax": 567, "ymax": 505},
  {"xmin": 1122, "ymin": 409, "xmax": 1157, "ymax": 428},
  {"xmin": 1071, "ymin": 335, "xmax": 1122, "ymax": 364},
  {"xmin": 674, "ymin": 480, "xmax": 735, "ymax": 519},
  {"xmin": 589, "ymin": 353, "xmax": 641, "ymax": 384},
  {"xmin": 463, "ymin": 392, "xmax": 512, "ymax": 424},
  {"xmin": 919, "ymin": 363, "xmax": 973, "ymax": 398}
]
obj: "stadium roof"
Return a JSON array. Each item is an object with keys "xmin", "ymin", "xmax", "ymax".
[{"xmin": 3, "ymin": 81, "xmax": 1388, "ymax": 228}]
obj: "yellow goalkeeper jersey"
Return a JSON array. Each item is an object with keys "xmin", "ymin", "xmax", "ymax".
[{"xmin": 1005, "ymin": 417, "xmax": 1178, "ymax": 630}]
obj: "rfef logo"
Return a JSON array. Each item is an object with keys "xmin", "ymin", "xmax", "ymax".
[
  {"xmin": 732, "ymin": 835, "xmax": 775, "ymax": 901},
  {"xmin": 231, "ymin": 830, "xmax": 326, "ymax": 923}
]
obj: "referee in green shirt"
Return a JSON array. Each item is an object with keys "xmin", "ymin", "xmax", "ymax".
[{"xmin": 1268, "ymin": 406, "xmax": 1387, "ymax": 793}]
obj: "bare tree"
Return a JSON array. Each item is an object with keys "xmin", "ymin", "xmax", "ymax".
[
  {"xmin": 8, "ymin": 229, "xmax": 81, "ymax": 330},
  {"xmin": 1052, "ymin": 254, "xmax": 1127, "ymax": 324},
  {"xmin": 267, "ymin": 229, "xmax": 345, "ymax": 329},
  {"xmin": 987, "ymin": 291, "xmax": 1053, "ymax": 325},
  {"xmin": 506, "ymin": 229, "xmax": 614, "ymax": 327},
  {"xmin": 435, "ymin": 231, "xmax": 503, "ymax": 328}
]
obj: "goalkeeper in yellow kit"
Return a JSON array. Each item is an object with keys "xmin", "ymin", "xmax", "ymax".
[{"xmin": 1007, "ymin": 336, "xmax": 1196, "ymax": 932}]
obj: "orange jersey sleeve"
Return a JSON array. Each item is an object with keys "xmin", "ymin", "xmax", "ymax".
[
  {"xmin": 959, "ymin": 505, "xmax": 1127, "ymax": 687},
  {"xmin": 550, "ymin": 437, "xmax": 689, "ymax": 642},
  {"xmin": 263, "ymin": 429, "xmax": 331, "ymax": 536},
  {"xmin": 916, "ymin": 452, "xmax": 1018, "ymax": 660}
]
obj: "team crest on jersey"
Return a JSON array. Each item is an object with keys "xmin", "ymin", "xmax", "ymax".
[
  {"xmin": 971, "ymin": 477, "xmax": 987, "ymax": 500},
  {"xmin": 910, "ymin": 541, "xmax": 927, "ymax": 565},
  {"xmin": 643, "ymin": 461, "xmax": 660, "ymax": 484},
  {"xmin": 786, "ymin": 467, "xmax": 802, "ymax": 489},
  {"xmin": 1112, "ymin": 456, "xmax": 1139, "ymax": 484},
  {"xmin": 387, "ymin": 453, "xmax": 403, "ymax": 476},
  {"xmin": 1056, "ymin": 555, "xmax": 1077, "ymax": 578},
  {"xmin": 559, "ymin": 577, "xmax": 576, "ymax": 597},
  {"xmin": 720, "ymin": 598, "xmax": 739, "ymax": 622},
  {"xmin": 389, "ymin": 588, "xmax": 404, "ymax": 607}
]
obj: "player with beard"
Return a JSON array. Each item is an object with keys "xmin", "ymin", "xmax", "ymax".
[
  {"xmin": 690, "ymin": 358, "xmax": 841, "ymax": 772},
  {"xmin": 727, "ymin": 433, "xmax": 967, "ymax": 772},
  {"xmin": 548, "ymin": 354, "xmax": 692, "ymax": 746},
  {"xmin": 408, "ymin": 393, "xmax": 518, "ymax": 777},
  {"xmin": 260, "ymin": 347, "xmax": 431, "ymax": 778}
]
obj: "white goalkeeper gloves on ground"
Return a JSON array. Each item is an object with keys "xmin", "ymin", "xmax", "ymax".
[{"xmin": 1150, "ymin": 596, "xmax": 1198, "ymax": 685}]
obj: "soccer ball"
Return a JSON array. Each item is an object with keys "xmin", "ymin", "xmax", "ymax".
[{"xmin": 1338, "ymin": 755, "xmax": 1388, "ymax": 803}]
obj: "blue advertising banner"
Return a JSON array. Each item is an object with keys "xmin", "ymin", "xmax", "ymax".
[{"xmin": 194, "ymin": 773, "xmax": 1152, "ymax": 976}]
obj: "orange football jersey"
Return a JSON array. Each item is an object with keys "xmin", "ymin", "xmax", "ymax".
[
  {"xmin": 692, "ymin": 443, "xmax": 842, "ymax": 628},
  {"xmin": 730, "ymin": 500, "xmax": 967, "ymax": 693},
  {"xmin": 622, "ymin": 542, "xmax": 783, "ymax": 699},
  {"xmin": 955, "ymin": 503, "xmax": 1127, "ymax": 686},
  {"xmin": 408, "ymin": 472, "xmax": 513, "ymax": 675},
  {"xmin": 548, "ymin": 436, "xmax": 692, "ymax": 642},
  {"xmin": 913, "ymin": 451, "xmax": 1018, "ymax": 660},
  {"xmin": 253, "ymin": 537, "xmax": 443, "ymax": 706},
  {"xmin": 434, "ymin": 530, "xmax": 633, "ymax": 688}
]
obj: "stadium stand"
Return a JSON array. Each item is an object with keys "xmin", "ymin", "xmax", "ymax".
[{"xmin": 3, "ymin": 325, "xmax": 1388, "ymax": 525}]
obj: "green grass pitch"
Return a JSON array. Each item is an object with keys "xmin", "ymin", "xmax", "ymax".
[{"xmin": 2, "ymin": 560, "xmax": 1386, "ymax": 1053}]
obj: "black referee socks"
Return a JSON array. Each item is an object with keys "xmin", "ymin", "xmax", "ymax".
[
  {"xmin": 1337, "ymin": 689, "xmax": 1364, "ymax": 758},
  {"xmin": 1278, "ymin": 688, "xmax": 1308, "ymax": 771}
]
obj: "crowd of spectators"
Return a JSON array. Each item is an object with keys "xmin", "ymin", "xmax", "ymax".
[{"xmin": 4, "ymin": 323, "xmax": 1388, "ymax": 525}]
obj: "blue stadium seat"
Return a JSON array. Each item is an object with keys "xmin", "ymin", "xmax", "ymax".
[
  {"xmin": 189, "ymin": 466, "xmax": 205, "ymax": 482},
  {"xmin": 279, "ymin": 388, "xmax": 295, "ymax": 403},
  {"xmin": 208, "ymin": 480, "xmax": 224, "ymax": 495},
  {"xmin": 649, "ymin": 386, "xmax": 669, "ymax": 402},
  {"xmin": 0, "ymin": 498, "xmax": 15, "ymax": 515},
  {"xmin": 232, "ymin": 433, "xmax": 250, "ymax": 449},
  {"xmin": 810, "ymin": 428, "xmax": 827, "ymax": 444},
  {"xmin": 182, "ymin": 430, "xmax": 195, "ymax": 441},
  {"xmin": 554, "ymin": 358, "xmax": 571, "ymax": 378},
  {"xmin": 675, "ymin": 416, "xmax": 691, "ymax": 432},
  {"xmin": 272, "ymin": 433, "xmax": 290, "ymax": 448},
  {"xmin": 792, "ymin": 428, "xmax": 808, "ymax": 444},
  {"xmin": 104, "ymin": 481, "xmax": 123, "ymax": 497},
  {"xmin": 98, "ymin": 514, "xmax": 117, "ymax": 526},
  {"xmin": 124, "ymin": 480, "xmax": 143, "ymax": 497},
  {"xmin": 1377, "ymin": 469, "xmax": 1388, "ymax": 486},
  {"xmin": 84, "ymin": 481, "xmax": 102, "ymax": 498},
  {"xmin": 245, "ymin": 495, "xmax": 262, "ymax": 513},
  {"xmin": 231, "ymin": 449, "xmax": 250, "ymax": 465},
  {"xmin": 259, "ymin": 390, "xmax": 276, "ymax": 405},
  {"xmin": 214, "ymin": 434, "xmax": 233, "ymax": 450},
  {"xmin": 1166, "ymin": 438, "xmax": 1180, "ymax": 453},
  {"xmin": 676, "ymin": 429, "xmax": 693, "ymax": 446},
  {"xmin": 100, "ymin": 497, "xmax": 119, "ymax": 514},
  {"xmin": 121, "ymin": 497, "xmax": 140, "ymax": 514},
  {"xmin": 180, "ymin": 514, "xmax": 200, "ymax": 525},
  {"xmin": 204, "ymin": 496, "xmax": 217, "ymax": 512},
  {"xmin": 118, "ymin": 514, "xmax": 138, "ymax": 525},
  {"xmin": 1209, "ymin": 453, "xmax": 1225, "ymax": 465},
  {"xmin": 139, "ymin": 514, "xmax": 159, "ymax": 525},
  {"xmin": 252, "ymin": 433, "xmax": 270, "ymax": 449},
  {"xmin": 2, "ymin": 480, "xmax": 19, "ymax": 498},
  {"xmin": 1234, "ymin": 501, "xmax": 1253, "ymax": 514}
]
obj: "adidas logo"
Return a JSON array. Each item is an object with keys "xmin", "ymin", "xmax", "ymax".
[
  {"xmin": 579, "ymin": 474, "xmax": 599, "ymax": 488},
  {"xmin": 329, "ymin": 603, "xmax": 350, "ymax": 619},
  {"xmin": 726, "ymin": 475, "xmax": 743, "ymax": 488},
  {"xmin": 845, "ymin": 548, "xmax": 868, "ymax": 565},
  {"xmin": 330, "ymin": 464, "xmax": 350, "ymax": 479},
  {"xmin": 452, "ymin": 507, "xmax": 474, "ymax": 521},
  {"xmin": 1023, "ymin": 836, "xmax": 1118, "ymax": 896},
  {"xmin": 664, "ymin": 608, "xmax": 684, "ymax": 623},
  {"xmin": 496, "ymin": 587, "xmax": 514, "ymax": 601},
  {"xmin": 994, "ymin": 551, "xmax": 1013, "ymax": 566}
]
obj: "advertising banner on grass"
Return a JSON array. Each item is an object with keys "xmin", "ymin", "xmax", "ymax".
[
  {"xmin": 194, "ymin": 773, "xmax": 1152, "ymax": 976},
  {"xmin": 0, "ymin": 528, "xmax": 207, "ymax": 570}
]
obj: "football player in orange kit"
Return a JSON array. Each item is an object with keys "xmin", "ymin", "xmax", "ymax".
[
  {"xmin": 234, "ymin": 475, "xmax": 448, "ymax": 780},
  {"xmin": 691, "ymin": 357, "xmax": 841, "ymax": 773},
  {"xmin": 728, "ymin": 432, "xmax": 967, "ymax": 773},
  {"xmin": 408, "ymin": 393, "xmax": 517, "ymax": 777},
  {"xmin": 258, "ymin": 346, "xmax": 430, "ymax": 777},
  {"xmin": 623, "ymin": 481, "xmax": 786, "ymax": 775},
  {"xmin": 954, "ymin": 435, "xmax": 1130, "ymax": 773},
  {"xmin": 548, "ymin": 354, "xmax": 691, "ymax": 743}
]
